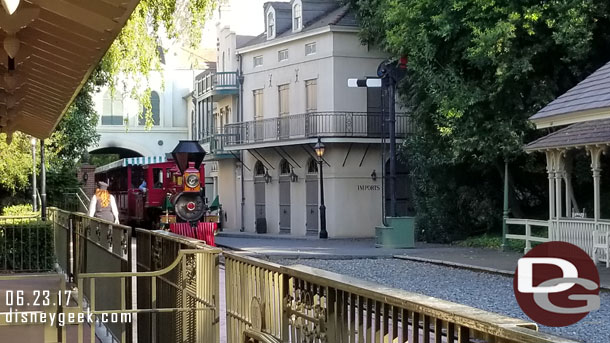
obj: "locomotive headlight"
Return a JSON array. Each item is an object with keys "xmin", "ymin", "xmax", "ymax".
[{"xmin": 186, "ymin": 174, "xmax": 199, "ymax": 188}]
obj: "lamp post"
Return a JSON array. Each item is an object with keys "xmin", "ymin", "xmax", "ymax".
[
  {"xmin": 314, "ymin": 137, "xmax": 327, "ymax": 239},
  {"xmin": 31, "ymin": 137, "xmax": 37, "ymax": 212}
]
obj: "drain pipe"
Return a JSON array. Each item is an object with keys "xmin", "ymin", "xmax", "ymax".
[{"xmin": 238, "ymin": 53, "xmax": 245, "ymax": 232}]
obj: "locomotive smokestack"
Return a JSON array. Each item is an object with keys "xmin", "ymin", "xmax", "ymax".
[{"xmin": 171, "ymin": 140, "xmax": 207, "ymax": 175}]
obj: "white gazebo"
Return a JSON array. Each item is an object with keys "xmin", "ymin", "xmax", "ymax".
[{"xmin": 506, "ymin": 61, "xmax": 610, "ymax": 267}]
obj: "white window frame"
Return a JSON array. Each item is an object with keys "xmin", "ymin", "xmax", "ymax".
[
  {"xmin": 278, "ymin": 84, "xmax": 290, "ymax": 116},
  {"xmin": 267, "ymin": 7, "xmax": 276, "ymax": 40},
  {"xmin": 253, "ymin": 55, "xmax": 263, "ymax": 68},
  {"xmin": 305, "ymin": 42, "xmax": 316, "ymax": 56},
  {"xmin": 305, "ymin": 79, "xmax": 317, "ymax": 113},
  {"xmin": 292, "ymin": 1, "xmax": 302, "ymax": 32},
  {"xmin": 278, "ymin": 49, "xmax": 288, "ymax": 62},
  {"xmin": 101, "ymin": 91, "xmax": 124, "ymax": 125},
  {"xmin": 253, "ymin": 89, "xmax": 264, "ymax": 120}
]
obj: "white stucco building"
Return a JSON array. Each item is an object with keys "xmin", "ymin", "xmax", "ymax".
[
  {"xmin": 193, "ymin": 0, "xmax": 413, "ymax": 237},
  {"xmin": 91, "ymin": 45, "xmax": 214, "ymax": 157}
]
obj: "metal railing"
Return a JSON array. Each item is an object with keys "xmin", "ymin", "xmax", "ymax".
[
  {"xmin": 223, "ymin": 111, "xmax": 412, "ymax": 147},
  {"xmin": 2, "ymin": 209, "xmax": 577, "ymax": 343},
  {"xmin": 135, "ymin": 229, "xmax": 221, "ymax": 343},
  {"xmin": 0, "ymin": 215, "xmax": 54, "ymax": 272},
  {"xmin": 224, "ymin": 251, "xmax": 576, "ymax": 343},
  {"xmin": 200, "ymin": 131, "xmax": 233, "ymax": 155},
  {"xmin": 196, "ymin": 71, "xmax": 239, "ymax": 98}
]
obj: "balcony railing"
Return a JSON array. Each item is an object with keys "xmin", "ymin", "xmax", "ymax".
[
  {"xmin": 222, "ymin": 111, "xmax": 412, "ymax": 147},
  {"xmin": 200, "ymin": 130, "xmax": 234, "ymax": 156},
  {"xmin": 196, "ymin": 71, "xmax": 239, "ymax": 99}
]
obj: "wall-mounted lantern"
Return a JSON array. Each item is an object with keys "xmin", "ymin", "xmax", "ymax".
[
  {"xmin": 371, "ymin": 170, "xmax": 377, "ymax": 181},
  {"xmin": 264, "ymin": 171, "xmax": 272, "ymax": 184}
]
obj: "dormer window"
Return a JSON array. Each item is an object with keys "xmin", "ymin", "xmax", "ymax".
[
  {"xmin": 267, "ymin": 10, "xmax": 275, "ymax": 39},
  {"xmin": 293, "ymin": 2, "xmax": 302, "ymax": 32}
]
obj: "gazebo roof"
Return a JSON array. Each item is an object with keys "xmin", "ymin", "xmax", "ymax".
[
  {"xmin": 525, "ymin": 117, "xmax": 610, "ymax": 151},
  {"xmin": 529, "ymin": 61, "xmax": 610, "ymax": 129}
]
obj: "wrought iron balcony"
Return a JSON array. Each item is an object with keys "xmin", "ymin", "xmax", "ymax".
[
  {"xmin": 195, "ymin": 71, "xmax": 239, "ymax": 100},
  {"xmin": 222, "ymin": 111, "xmax": 412, "ymax": 147},
  {"xmin": 199, "ymin": 130, "xmax": 233, "ymax": 157}
]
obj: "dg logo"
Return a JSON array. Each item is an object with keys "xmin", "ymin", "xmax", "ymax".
[{"xmin": 513, "ymin": 241, "xmax": 601, "ymax": 327}]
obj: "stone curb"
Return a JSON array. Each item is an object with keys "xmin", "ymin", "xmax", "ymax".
[
  {"xmin": 216, "ymin": 243, "xmax": 395, "ymax": 260},
  {"xmin": 393, "ymin": 255, "xmax": 610, "ymax": 291}
]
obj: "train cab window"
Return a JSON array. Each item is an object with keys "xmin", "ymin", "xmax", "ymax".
[{"xmin": 153, "ymin": 168, "xmax": 163, "ymax": 189}]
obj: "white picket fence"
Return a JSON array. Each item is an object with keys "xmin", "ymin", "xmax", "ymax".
[{"xmin": 506, "ymin": 218, "xmax": 610, "ymax": 263}]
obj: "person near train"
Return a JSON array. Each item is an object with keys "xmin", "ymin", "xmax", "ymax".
[{"xmin": 88, "ymin": 181, "xmax": 120, "ymax": 224}]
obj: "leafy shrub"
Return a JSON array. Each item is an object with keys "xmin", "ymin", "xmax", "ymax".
[
  {"xmin": 1, "ymin": 204, "xmax": 38, "ymax": 217},
  {"xmin": 454, "ymin": 233, "xmax": 544, "ymax": 253},
  {"xmin": 0, "ymin": 220, "xmax": 55, "ymax": 271}
]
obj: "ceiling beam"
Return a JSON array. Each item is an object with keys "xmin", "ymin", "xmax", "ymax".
[{"xmin": 26, "ymin": 0, "xmax": 120, "ymax": 32}]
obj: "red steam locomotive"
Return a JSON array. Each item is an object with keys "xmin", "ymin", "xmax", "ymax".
[{"xmin": 94, "ymin": 141, "xmax": 217, "ymax": 245}]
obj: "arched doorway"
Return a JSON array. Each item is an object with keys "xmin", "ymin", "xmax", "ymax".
[{"xmin": 305, "ymin": 158, "xmax": 319, "ymax": 235}]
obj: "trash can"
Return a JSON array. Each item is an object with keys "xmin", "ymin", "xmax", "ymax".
[{"xmin": 255, "ymin": 218, "xmax": 267, "ymax": 234}]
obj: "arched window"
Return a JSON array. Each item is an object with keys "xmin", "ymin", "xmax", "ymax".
[
  {"xmin": 102, "ymin": 91, "xmax": 124, "ymax": 125},
  {"xmin": 254, "ymin": 161, "xmax": 266, "ymax": 176},
  {"xmin": 307, "ymin": 158, "xmax": 318, "ymax": 174},
  {"xmin": 267, "ymin": 11, "xmax": 275, "ymax": 39},
  {"xmin": 293, "ymin": 2, "xmax": 302, "ymax": 32},
  {"xmin": 280, "ymin": 159, "xmax": 290, "ymax": 175},
  {"xmin": 140, "ymin": 91, "xmax": 160, "ymax": 126}
]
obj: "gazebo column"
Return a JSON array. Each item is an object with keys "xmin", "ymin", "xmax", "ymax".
[
  {"xmin": 589, "ymin": 146, "xmax": 605, "ymax": 221},
  {"xmin": 546, "ymin": 151, "xmax": 556, "ymax": 220},
  {"xmin": 563, "ymin": 152, "xmax": 576, "ymax": 216},
  {"xmin": 554, "ymin": 151, "xmax": 565, "ymax": 218}
]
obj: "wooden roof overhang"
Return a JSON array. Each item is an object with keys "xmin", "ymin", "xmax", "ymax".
[
  {"xmin": 0, "ymin": 0, "xmax": 141, "ymax": 138},
  {"xmin": 525, "ymin": 117, "xmax": 610, "ymax": 153}
]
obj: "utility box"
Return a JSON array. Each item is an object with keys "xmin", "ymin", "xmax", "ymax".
[{"xmin": 375, "ymin": 216, "xmax": 415, "ymax": 248}]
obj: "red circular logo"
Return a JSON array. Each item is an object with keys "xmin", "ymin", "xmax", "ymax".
[
  {"xmin": 186, "ymin": 202, "xmax": 196, "ymax": 211},
  {"xmin": 513, "ymin": 241, "xmax": 600, "ymax": 327}
]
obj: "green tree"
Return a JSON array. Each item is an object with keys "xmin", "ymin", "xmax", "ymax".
[
  {"xmin": 348, "ymin": 0, "xmax": 610, "ymax": 241},
  {"xmin": 102, "ymin": 0, "xmax": 216, "ymax": 127},
  {"xmin": 0, "ymin": 132, "xmax": 35, "ymax": 194}
]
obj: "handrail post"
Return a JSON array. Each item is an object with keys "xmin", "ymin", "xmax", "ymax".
[{"xmin": 525, "ymin": 222, "xmax": 532, "ymax": 253}]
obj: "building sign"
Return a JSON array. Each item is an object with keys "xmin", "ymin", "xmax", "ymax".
[{"xmin": 357, "ymin": 185, "xmax": 381, "ymax": 191}]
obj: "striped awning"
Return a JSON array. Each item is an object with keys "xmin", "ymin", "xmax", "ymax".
[{"xmin": 95, "ymin": 155, "xmax": 168, "ymax": 174}]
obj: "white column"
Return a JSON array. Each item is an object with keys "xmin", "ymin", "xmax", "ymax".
[
  {"xmin": 589, "ymin": 147, "xmax": 604, "ymax": 221},
  {"xmin": 546, "ymin": 151, "xmax": 556, "ymax": 220},
  {"xmin": 554, "ymin": 151, "xmax": 565, "ymax": 218},
  {"xmin": 564, "ymin": 152, "xmax": 573, "ymax": 217}
]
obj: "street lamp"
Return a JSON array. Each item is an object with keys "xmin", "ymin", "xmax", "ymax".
[
  {"xmin": 314, "ymin": 137, "xmax": 327, "ymax": 239},
  {"xmin": 31, "ymin": 137, "xmax": 37, "ymax": 212}
]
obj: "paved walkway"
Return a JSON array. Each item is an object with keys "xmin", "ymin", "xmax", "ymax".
[
  {"xmin": 216, "ymin": 232, "xmax": 423, "ymax": 258},
  {"xmin": 216, "ymin": 232, "xmax": 610, "ymax": 289}
]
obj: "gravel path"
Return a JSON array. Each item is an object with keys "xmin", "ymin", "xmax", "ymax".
[{"xmin": 273, "ymin": 258, "xmax": 609, "ymax": 343}]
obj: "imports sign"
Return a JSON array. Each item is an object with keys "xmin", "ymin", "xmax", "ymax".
[{"xmin": 357, "ymin": 185, "xmax": 381, "ymax": 191}]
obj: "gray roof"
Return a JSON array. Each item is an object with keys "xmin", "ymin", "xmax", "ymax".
[
  {"xmin": 529, "ymin": 61, "xmax": 610, "ymax": 122},
  {"xmin": 240, "ymin": 2, "xmax": 356, "ymax": 49},
  {"xmin": 525, "ymin": 118, "xmax": 610, "ymax": 151}
]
